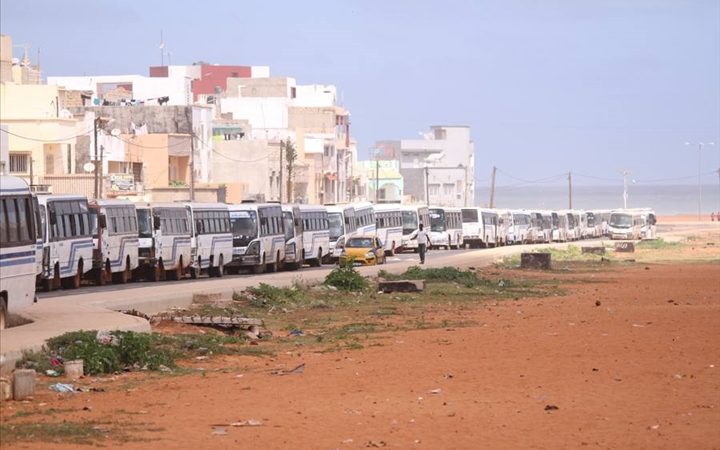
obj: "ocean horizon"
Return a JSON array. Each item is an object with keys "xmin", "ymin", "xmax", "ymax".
[{"xmin": 473, "ymin": 183, "xmax": 720, "ymax": 215}]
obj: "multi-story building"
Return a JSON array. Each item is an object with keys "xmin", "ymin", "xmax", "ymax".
[{"xmin": 375, "ymin": 126, "xmax": 475, "ymax": 207}]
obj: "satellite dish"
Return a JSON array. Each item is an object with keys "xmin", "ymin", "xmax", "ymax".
[
  {"xmin": 110, "ymin": 128, "xmax": 121, "ymax": 136},
  {"xmin": 83, "ymin": 162, "xmax": 95, "ymax": 173}
]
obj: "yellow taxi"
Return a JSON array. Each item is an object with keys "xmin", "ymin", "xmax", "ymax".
[{"xmin": 338, "ymin": 236, "xmax": 386, "ymax": 266}]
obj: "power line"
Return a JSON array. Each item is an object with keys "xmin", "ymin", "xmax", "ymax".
[{"xmin": 0, "ymin": 127, "xmax": 94, "ymax": 142}]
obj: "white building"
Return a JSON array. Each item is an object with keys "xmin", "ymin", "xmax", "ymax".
[{"xmin": 375, "ymin": 126, "xmax": 475, "ymax": 207}]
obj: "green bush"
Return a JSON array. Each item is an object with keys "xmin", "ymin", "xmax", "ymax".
[
  {"xmin": 380, "ymin": 266, "xmax": 481, "ymax": 288},
  {"xmin": 324, "ymin": 265, "xmax": 369, "ymax": 291},
  {"xmin": 244, "ymin": 283, "xmax": 306, "ymax": 308}
]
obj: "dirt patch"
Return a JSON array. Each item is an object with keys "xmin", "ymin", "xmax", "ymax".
[{"xmin": 2, "ymin": 259, "xmax": 719, "ymax": 449}]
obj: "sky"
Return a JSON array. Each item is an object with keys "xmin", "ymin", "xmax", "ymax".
[{"xmin": 2, "ymin": 0, "xmax": 719, "ymax": 187}]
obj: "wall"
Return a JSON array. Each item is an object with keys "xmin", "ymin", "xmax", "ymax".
[
  {"xmin": 294, "ymin": 84, "xmax": 336, "ymax": 107},
  {"xmin": 220, "ymin": 97, "xmax": 290, "ymax": 131},
  {"xmin": 0, "ymin": 34, "xmax": 12, "ymax": 83},
  {"xmin": 226, "ymin": 77, "xmax": 294, "ymax": 98},
  {"xmin": 0, "ymin": 83, "xmax": 60, "ymax": 119},
  {"xmin": 191, "ymin": 64, "xmax": 251, "ymax": 99},
  {"xmin": 125, "ymin": 134, "xmax": 169, "ymax": 189},
  {"xmin": 48, "ymin": 74, "xmax": 190, "ymax": 106},
  {"xmin": 211, "ymin": 138, "xmax": 276, "ymax": 201}
]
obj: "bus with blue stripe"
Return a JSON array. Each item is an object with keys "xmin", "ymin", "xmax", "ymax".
[
  {"xmin": 0, "ymin": 176, "xmax": 39, "ymax": 329},
  {"xmin": 373, "ymin": 203, "xmax": 403, "ymax": 256},
  {"xmin": 135, "ymin": 203, "xmax": 192, "ymax": 281},
  {"xmin": 298, "ymin": 204, "xmax": 329, "ymax": 267},
  {"xmin": 36, "ymin": 194, "xmax": 93, "ymax": 290},
  {"xmin": 88, "ymin": 200, "xmax": 139, "ymax": 285},
  {"xmin": 227, "ymin": 203, "xmax": 286, "ymax": 274}
]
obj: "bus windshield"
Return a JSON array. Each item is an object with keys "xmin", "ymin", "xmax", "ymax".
[
  {"xmin": 328, "ymin": 213, "xmax": 344, "ymax": 241},
  {"xmin": 230, "ymin": 211, "xmax": 258, "ymax": 246},
  {"xmin": 282, "ymin": 211, "xmax": 294, "ymax": 241},
  {"xmin": 136, "ymin": 209, "xmax": 152, "ymax": 238},
  {"xmin": 610, "ymin": 213, "xmax": 631, "ymax": 228},
  {"xmin": 429, "ymin": 210, "xmax": 445, "ymax": 232},
  {"xmin": 402, "ymin": 211, "xmax": 418, "ymax": 235}
]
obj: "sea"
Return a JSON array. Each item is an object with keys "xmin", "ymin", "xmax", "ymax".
[{"xmin": 473, "ymin": 184, "xmax": 720, "ymax": 216}]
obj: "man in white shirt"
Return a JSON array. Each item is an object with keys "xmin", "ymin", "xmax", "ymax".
[{"xmin": 415, "ymin": 223, "xmax": 431, "ymax": 264}]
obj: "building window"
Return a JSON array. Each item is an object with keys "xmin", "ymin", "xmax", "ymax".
[
  {"xmin": 291, "ymin": 87, "xmax": 296, "ymax": 99},
  {"xmin": 429, "ymin": 184, "xmax": 440, "ymax": 196},
  {"xmin": 443, "ymin": 183, "xmax": 453, "ymax": 195},
  {"xmin": 9, "ymin": 153, "xmax": 29, "ymax": 174}
]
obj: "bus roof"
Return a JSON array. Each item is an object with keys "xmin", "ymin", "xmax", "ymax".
[
  {"xmin": 0, "ymin": 176, "xmax": 31, "ymax": 194},
  {"xmin": 183, "ymin": 202, "xmax": 229, "ymax": 210},
  {"xmin": 228, "ymin": 203, "xmax": 281, "ymax": 212}
]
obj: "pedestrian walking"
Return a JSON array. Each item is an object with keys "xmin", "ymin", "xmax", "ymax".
[{"xmin": 416, "ymin": 223, "xmax": 431, "ymax": 264}]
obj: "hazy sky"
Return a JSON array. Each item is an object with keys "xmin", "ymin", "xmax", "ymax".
[{"xmin": 2, "ymin": 0, "xmax": 718, "ymax": 187}]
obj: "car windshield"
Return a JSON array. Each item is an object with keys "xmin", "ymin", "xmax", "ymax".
[
  {"xmin": 402, "ymin": 211, "xmax": 418, "ymax": 235},
  {"xmin": 136, "ymin": 209, "xmax": 152, "ymax": 238},
  {"xmin": 346, "ymin": 238, "xmax": 373, "ymax": 248},
  {"xmin": 230, "ymin": 211, "xmax": 258, "ymax": 246},
  {"xmin": 328, "ymin": 213, "xmax": 344, "ymax": 241},
  {"xmin": 610, "ymin": 213, "xmax": 632, "ymax": 228},
  {"xmin": 429, "ymin": 210, "xmax": 445, "ymax": 232}
]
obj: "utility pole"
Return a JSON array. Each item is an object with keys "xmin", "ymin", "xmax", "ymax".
[
  {"xmin": 99, "ymin": 145, "xmax": 104, "ymax": 199},
  {"xmin": 621, "ymin": 170, "xmax": 629, "ymax": 209},
  {"xmin": 29, "ymin": 158, "xmax": 34, "ymax": 188},
  {"xmin": 374, "ymin": 154, "xmax": 379, "ymax": 203},
  {"xmin": 489, "ymin": 166, "xmax": 497, "ymax": 208},
  {"xmin": 279, "ymin": 140, "xmax": 283, "ymax": 203},
  {"xmin": 568, "ymin": 171, "xmax": 572, "ymax": 209},
  {"xmin": 424, "ymin": 165, "xmax": 430, "ymax": 206},
  {"xmin": 93, "ymin": 117, "xmax": 99, "ymax": 199}
]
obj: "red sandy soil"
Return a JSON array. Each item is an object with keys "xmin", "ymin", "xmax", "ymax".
[{"xmin": 2, "ymin": 262, "xmax": 719, "ymax": 449}]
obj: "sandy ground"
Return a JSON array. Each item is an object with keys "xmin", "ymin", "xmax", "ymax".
[{"xmin": 1, "ymin": 230, "xmax": 719, "ymax": 449}]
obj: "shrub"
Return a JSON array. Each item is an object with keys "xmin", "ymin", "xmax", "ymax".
[
  {"xmin": 324, "ymin": 265, "xmax": 369, "ymax": 291},
  {"xmin": 381, "ymin": 266, "xmax": 481, "ymax": 288},
  {"xmin": 244, "ymin": 283, "xmax": 305, "ymax": 308}
]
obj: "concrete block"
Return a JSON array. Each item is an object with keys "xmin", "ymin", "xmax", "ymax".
[
  {"xmin": 378, "ymin": 280, "xmax": 426, "ymax": 293},
  {"xmin": 581, "ymin": 246, "xmax": 606, "ymax": 255},
  {"xmin": 13, "ymin": 369, "xmax": 36, "ymax": 400},
  {"xmin": 192, "ymin": 292, "xmax": 223, "ymax": 304},
  {"xmin": 520, "ymin": 253, "xmax": 552, "ymax": 270},
  {"xmin": 614, "ymin": 242, "xmax": 635, "ymax": 253}
]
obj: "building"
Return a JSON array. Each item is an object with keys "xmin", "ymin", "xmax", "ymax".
[
  {"xmin": 375, "ymin": 126, "xmax": 474, "ymax": 207},
  {"xmin": 354, "ymin": 159, "xmax": 404, "ymax": 203}
]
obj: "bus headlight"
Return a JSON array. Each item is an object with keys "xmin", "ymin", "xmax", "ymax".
[
  {"xmin": 285, "ymin": 242, "xmax": 296, "ymax": 255},
  {"xmin": 366, "ymin": 251, "xmax": 375, "ymax": 259},
  {"xmin": 246, "ymin": 240, "xmax": 260, "ymax": 256}
]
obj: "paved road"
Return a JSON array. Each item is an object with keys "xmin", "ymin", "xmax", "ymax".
[{"xmin": 3, "ymin": 221, "xmax": 717, "ymax": 372}]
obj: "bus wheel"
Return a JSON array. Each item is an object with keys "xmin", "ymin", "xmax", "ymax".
[
  {"xmin": 310, "ymin": 249, "xmax": 321, "ymax": 267},
  {"xmin": 115, "ymin": 261, "xmax": 131, "ymax": 284},
  {"xmin": 267, "ymin": 252, "xmax": 279, "ymax": 273},
  {"xmin": 253, "ymin": 255, "xmax": 266, "ymax": 275},
  {"xmin": 170, "ymin": 257, "xmax": 184, "ymax": 281},
  {"xmin": 49, "ymin": 264, "xmax": 61, "ymax": 291},
  {"xmin": 215, "ymin": 256, "xmax": 224, "ymax": 278},
  {"xmin": 63, "ymin": 261, "xmax": 83, "ymax": 289}
]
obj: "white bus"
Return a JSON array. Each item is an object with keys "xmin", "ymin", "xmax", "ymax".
[
  {"xmin": 299, "ymin": 204, "xmax": 329, "ymax": 267},
  {"xmin": 37, "ymin": 195, "xmax": 94, "ymax": 290},
  {"xmin": 636, "ymin": 208, "xmax": 657, "ymax": 240},
  {"xmin": 461, "ymin": 207, "xmax": 498, "ymax": 248},
  {"xmin": 609, "ymin": 209, "xmax": 643, "ymax": 240},
  {"xmin": 186, "ymin": 203, "xmax": 232, "ymax": 277},
  {"xmin": 354, "ymin": 202, "xmax": 377, "ymax": 236},
  {"xmin": 88, "ymin": 200, "xmax": 139, "ymax": 285},
  {"xmin": 327, "ymin": 204, "xmax": 357, "ymax": 259},
  {"xmin": 551, "ymin": 211, "xmax": 569, "ymax": 242},
  {"xmin": 585, "ymin": 211, "xmax": 601, "ymax": 238},
  {"xmin": 136, "ymin": 203, "xmax": 192, "ymax": 281},
  {"xmin": 496, "ymin": 210, "xmax": 513, "ymax": 246},
  {"xmin": 428, "ymin": 207, "xmax": 463, "ymax": 249},
  {"xmin": 373, "ymin": 203, "xmax": 403, "ymax": 255},
  {"xmin": 281, "ymin": 205, "xmax": 304, "ymax": 270},
  {"xmin": 0, "ymin": 176, "xmax": 38, "ymax": 329},
  {"xmin": 400, "ymin": 205, "xmax": 429, "ymax": 252},
  {"xmin": 509, "ymin": 210, "xmax": 532, "ymax": 245},
  {"xmin": 227, "ymin": 203, "xmax": 285, "ymax": 274}
]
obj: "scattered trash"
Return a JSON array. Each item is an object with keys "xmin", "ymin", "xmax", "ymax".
[
  {"xmin": 428, "ymin": 388, "xmax": 442, "ymax": 394},
  {"xmin": 366, "ymin": 441, "xmax": 387, "ymax": 448},
  {"xmin": 595, "ymin": 300, "xmax": 602, "ymax": 307},
  {"xmin": 158, "ymin": 365, "xmax": 172, "ymax": 373},
  {"xmin": 211, "ymin": 426, "xmax": 228, "ymax": 435},
  {"xmin": 271, "ymin": 363, "xmax": 305, "ymax": 376},
  {"xmin": 342, "ymin": 438, "xmax": 354, "ymax": 444},
  {"xmin": 632, "ymin": 324, "xmax": 645, "ymax": 328},
  {"xmin": 195, "ymin": 356, "xmax": 208, "ymax": 360},
  {"xmin": 650, "ymin": 424, "xmax": 660, "ymax": 430},
  {"xmin": 592, "ymin": 368, "xmax": 599, "ymax": 372},
  {"xmin": 45, "ymin": 370, "xmax": 60, "ymax": 377},
  {"xmin": 235, "ymin": 374, "xmax": 244, "ymax": 378},
  {"xmin": 673, "ymin": 374, "xmax": 683, "ymax": 379},
  {"xmin": 49, "ymin": 383, "xmax": 76, "ymax": 393},
  {"xmin": 82, "ymin": 406, "xmax": 93, "ymax": 411},
  {"xmin": 96, "ymin": 330, "xmax": 119, "ymax": 346},
  {"xmin": 289, "ymin": 329, "xmax": 305, "ymax": 337},
  {"xmin": 544, "ymin": 404, "xmax": 559, "ymax": 411},
  {"xmin": 230, "ymin": 419, "xmax": 263, "ymax": 427},
  {"xmin": 498, "ymin": 280, "xmax": 505, "ymax": 287}
]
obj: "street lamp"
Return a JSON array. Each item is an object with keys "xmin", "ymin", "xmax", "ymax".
[{"xmin": 686, "ymin": 142, "xmax": 715, "ymax": 220}]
